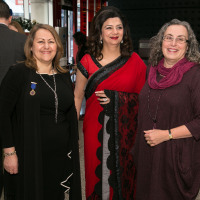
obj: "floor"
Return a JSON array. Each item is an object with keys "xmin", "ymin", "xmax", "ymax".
[{"xmin": 0, "ymin": 120, "xmax": 86, "ymax": 200}]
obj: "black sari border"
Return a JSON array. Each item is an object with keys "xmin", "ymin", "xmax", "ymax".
[
  {"xmin": 113, "ymin": 91, "xmax": 123, "ymax": 199},
  {"xmin": 89, "ymin": 90, "xmax": 122, "ymax": 199},
  {"xmin": 88, "ymin": 90, "xmax": 138, "ymax": 199},
  {"xmin": 77, "ymin": 62, "xmax": 89, "ymax": 79},
  {"xmin": 85, "ymin": 56, "xmax": 129, "ymax": 100}
]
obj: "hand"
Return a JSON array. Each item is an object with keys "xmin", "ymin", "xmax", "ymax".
[
  {"xmin": 144, "ymin": 129, "xmax": 169, "ymax": 147},
  {"xmin": 95, "ymin": 90, "xmax": 110, "ymax": 105},
  {"xmin": 4, "ymin": 154, "xmax": 19, "ymax": 174}
]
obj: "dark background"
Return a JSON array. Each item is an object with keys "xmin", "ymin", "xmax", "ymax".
[{"xmin": 108, "ymin": 0, "xmax": 200, "ymax": 56}]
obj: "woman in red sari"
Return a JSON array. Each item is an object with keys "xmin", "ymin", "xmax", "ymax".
[{"xmin": 74, "ymin": 6, "xmax": 146, "ymax": 199}]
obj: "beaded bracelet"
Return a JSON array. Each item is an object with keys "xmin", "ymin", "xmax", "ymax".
[{"xmin": 3, "ymin": 151, "xmax": 16, "ymax": 157}]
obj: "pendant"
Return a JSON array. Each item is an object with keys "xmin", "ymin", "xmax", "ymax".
[{"xmin": 30, "ymin": 82, "xmax": 37, "ymax": 96}]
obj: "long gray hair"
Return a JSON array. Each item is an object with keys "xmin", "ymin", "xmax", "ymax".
[{"xmin": 148, "ymin": 19, "xmax": 200, "ymax": 66}]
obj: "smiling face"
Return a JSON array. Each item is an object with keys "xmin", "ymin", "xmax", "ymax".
[
  {"xmin": 31, "ymin": 28, "xmax": 57, "ymax": 66},
  {"xmin": 162, "ymin": 25, "xmax": 188, "ymax": 68},
  {"xmin": 101, "ymin": 17, "xmax": 123, "ymax": 47}
]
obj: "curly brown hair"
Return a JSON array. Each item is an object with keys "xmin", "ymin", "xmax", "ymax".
[
  {"xmin": 87, "ymin": 6, "xmax": 133, "ymax": 60},
  {"xmin": 24, "ymin": 24, "xmax": 66, "ymax": 73},
  {"xmin": 149, "ymin": 19, "xmax": 200, "ymax": 66}
]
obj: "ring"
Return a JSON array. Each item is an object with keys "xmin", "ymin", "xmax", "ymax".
[{"xmin": 104, "ymin": 98, "xmax": 108, "ymax": 102}]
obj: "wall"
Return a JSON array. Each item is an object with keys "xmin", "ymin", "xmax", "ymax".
[
  {"xmin": 108, "ymin": 0, "xmax": 200, "ymax": 55},
  {"xmin": 31, "ymin": 0, "xmax": 53, "ymax": 25}
]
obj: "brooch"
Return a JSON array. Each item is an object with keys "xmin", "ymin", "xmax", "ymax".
[{"xmin": 30, "ymin": 82, "xmax": 37, "ymax": 96}]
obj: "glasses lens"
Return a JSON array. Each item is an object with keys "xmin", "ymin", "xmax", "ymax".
[
  {"xmin": 163, "ymin": 35, "xmax": 173, "ymax": 42},
  {"xmin": 163, "ymin": 35, "xmax": 187, "ymax": 43},
  {"xmin": 176, "ymin": 37, "xmax": 186, "ymax": 43}
]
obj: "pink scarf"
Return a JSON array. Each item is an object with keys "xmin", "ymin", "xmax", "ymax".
[{"xmin": 148, "ymin": 57, "xmax": 196, "ymax": 89}]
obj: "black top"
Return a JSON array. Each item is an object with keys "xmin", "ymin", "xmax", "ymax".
[{"xmin": 37, "ymin": 73, "xmax": 73, "ymax": 120}]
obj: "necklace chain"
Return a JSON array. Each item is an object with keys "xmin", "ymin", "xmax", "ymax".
[
  {"xmin": 38, "ymin": 69, "xmax": 58, "ymax": 123},
  {"xmin": 147, "ymin": 88, "xmax": 163, "ymax": 129}
]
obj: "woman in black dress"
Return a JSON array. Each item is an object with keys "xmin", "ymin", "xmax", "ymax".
[{"xmin": 0, "ymin": 24, "xmax": 82, "ymax": 200}]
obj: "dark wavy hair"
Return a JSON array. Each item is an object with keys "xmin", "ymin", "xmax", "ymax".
[
  {"xmin": 24, "ymin": 24, "xmax": 66, "ymax": 73},
  {"xmin": 73, "ymin": 31, "xmax": 87, "ymax": 46},
  {"xmin": 87, "ymin": 6, "xmax": 133, "ymax": 60},
  {"xmin": 149, "ymin": 19, "xmax": 200, "ymax": 66}
]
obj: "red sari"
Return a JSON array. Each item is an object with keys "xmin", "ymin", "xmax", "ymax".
[{"xmin": 77, "ymin": 53, "xmax": 146, "ymax": 199}]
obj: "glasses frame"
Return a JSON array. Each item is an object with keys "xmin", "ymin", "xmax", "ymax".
[{"xmin": 163, "ymin": 35, "xmax": 189, "ymax": 44}]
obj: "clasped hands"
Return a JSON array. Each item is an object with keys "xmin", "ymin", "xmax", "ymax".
[{"xmin": 144, "ymin": 129, "xmax": 170, "ymax": 147}]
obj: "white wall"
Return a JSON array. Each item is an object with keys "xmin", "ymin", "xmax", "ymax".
[{"xmin": 31, "ymin": 0, "xmax": 53, "ymax": 25}]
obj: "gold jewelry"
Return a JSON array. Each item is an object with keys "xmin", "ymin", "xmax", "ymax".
[
  {"xmin": 169, "ymin": 129, "xmax": 173, "ymax": 140},
  {"xmin": 4, "ymin": 151, "xmax": 16, "ymax": 157},
  {"xmin": 147, "ymin": 141, "xmax": 150, "ymax": 144},
  {"xmin": 30, "ymin": 82, "xmax": 37, "ymax": 96}
]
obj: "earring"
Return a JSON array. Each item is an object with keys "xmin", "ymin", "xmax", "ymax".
[
  {"xmin": 100, "ymin": 40, "xmax": 103, "ymax": 44},
  {"xmin": 121, "ymin": 40, "xmax": 123, "ymax": 44}
]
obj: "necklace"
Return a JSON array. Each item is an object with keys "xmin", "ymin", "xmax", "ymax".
[
  {"xmin": 38, "ymin": 69, "xmax": 58, "ymax": 123},
  {"xmin": 147, "ymin": 88, "xmax": 163, "ymax": 129}
]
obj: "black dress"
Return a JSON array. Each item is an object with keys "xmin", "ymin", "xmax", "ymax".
[
  {"xmin": 37, "ymin": 73, "xmax": 74, "ymax": 200},
  {"xmin": 0, "ymin": 63, "xmax": 82, "ymax": 200}
]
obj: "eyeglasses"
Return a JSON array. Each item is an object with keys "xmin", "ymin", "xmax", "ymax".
[{"xmin": 163, "ymin": 35, "xmax": 189, "ymax": 44}]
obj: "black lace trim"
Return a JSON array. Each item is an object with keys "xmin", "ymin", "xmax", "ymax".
[
  {"xmin": 85, "ymin": 56, "xmax": 129, "ymax": 100},
  {"xmin": 93, "ymin": 110, "xmax": 104, "ymax": 197},
  {"xmin": 113, "ymin": 92, "xmax": 123, "ymax": 199},
  {"xmin": 77, "ymin": 62, "xmax": 89, "ymax": 79},
  {"xmin": 90, "ymin": 90, "xmax": 122, "ymax": 199}
]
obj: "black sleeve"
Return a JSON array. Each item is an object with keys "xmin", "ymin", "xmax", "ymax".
[
  {"xmin": 0, "ymin": 66, "xmax": 23, "ymax": 148},
  {"xmin": 64, "ymin": 71, "xmax": 82, "ymax": 199}
]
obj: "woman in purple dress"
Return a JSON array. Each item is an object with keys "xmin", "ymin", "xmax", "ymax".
[{"xmin": 133, "ymin": 19, "xmax": 200, "ymax": 200}]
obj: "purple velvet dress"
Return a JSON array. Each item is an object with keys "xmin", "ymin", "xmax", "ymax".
[{"xmin": 133, "ymin": 64, "xmax": 200, "ymax": 200}]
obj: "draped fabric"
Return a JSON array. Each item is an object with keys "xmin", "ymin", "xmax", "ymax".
[
  {"xmin": 148, "ymin": 58, "xmax": 196, "ymax": 89},
  {"xmin": 77, "ymin": 53, "xmax": 146, "ymax": 199}
]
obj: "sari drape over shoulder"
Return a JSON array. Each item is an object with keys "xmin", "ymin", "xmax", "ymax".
[{"xmin": 77, "ymin": 53, "xmax": 146, "ymax": 200}]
